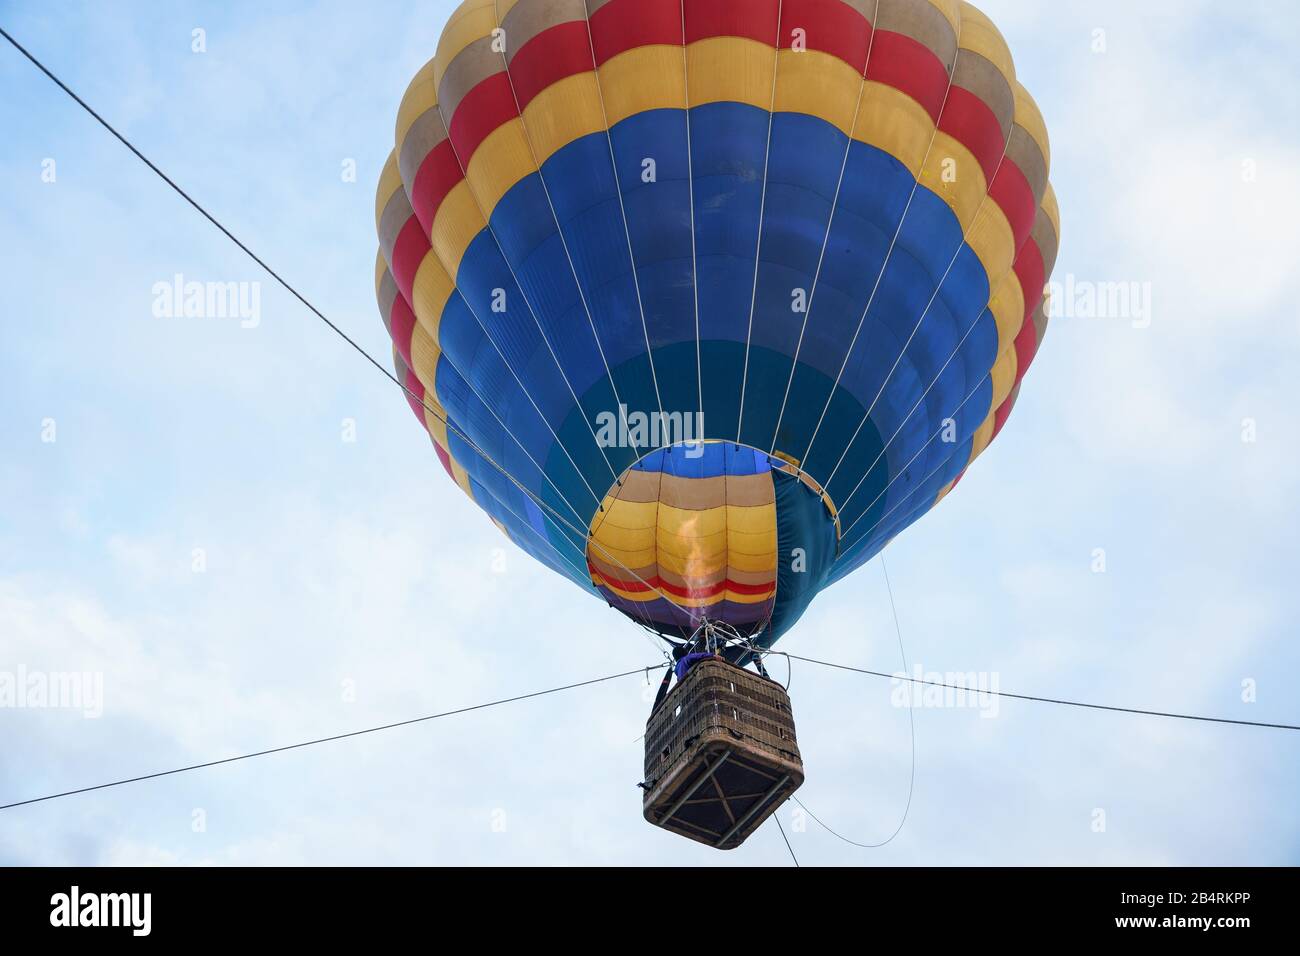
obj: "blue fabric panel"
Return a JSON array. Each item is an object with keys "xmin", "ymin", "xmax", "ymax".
[{"xmin": 767, "ymin": 468, "xmax": 838, "ymax": 645}]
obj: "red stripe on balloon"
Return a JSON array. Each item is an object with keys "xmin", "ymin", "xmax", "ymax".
[
  {"xmin": 404, "ymin": 366, "xmax": 429, "ymax": 423},
  {"xmin": 447, "ymin": 71, "xmax": 518, "ymax": 163},
  {"xmin": 589, "ymin": 566, "xmax": 776, "ymax": 600},
  {"xmin": 684, "ymin": 0, "xmax": 780, "ymax": 45},
  {"xmin": 866, "ymin": 31, "xmax": 949, "ymax": 125},
  {"xmin": 989, "ymin": 159, "xmax": 1036, "ymax": 250},
  {"xmin": 588, "ymin": 0, "xmax": 681, "ymax": 66},
  {"xmin": 390, "ymin": 217, "xmax": 431, "ymax": 302},
  {"xmin": 410, "ymin": 139, "xmax": 463, "ymax": 234},
  {"xmin": 508, "ymin": 20, "xmax": 595, "ymax": 110},
  {"xmin": 991, "ymin": 394, "xmax": 1015, "ymax": 438},
  {"xmin": 779, "ymin": 0, "xmax": 873, "ymax": 75},
  {"xmin": 1011, "ymin": 241, "xmax": 1048, "ymax": 387},
  {"xmin": 937, "ymin": 85, "xmax": 1005, "ymax": 183},
  {"xmin": 388, "ymin": 289, "xmax": 418, "ymax": 367},
  {"xmin": 1012, "ymin": 239, "xmax": 1046, "ymax": 320},
  {"xmin": 1013, "ymin": 310, "xmax": 1041, "ymax": 381}
]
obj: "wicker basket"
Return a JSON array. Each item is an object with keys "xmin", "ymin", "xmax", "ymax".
[{"xmin": 642, "ymin": 656, "xmax": 804, "ymax": 850}]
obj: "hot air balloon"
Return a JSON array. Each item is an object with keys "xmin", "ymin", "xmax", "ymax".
[{"xmin": 375, "ymin": 0, "xmax": 1058, "ymax": 848}]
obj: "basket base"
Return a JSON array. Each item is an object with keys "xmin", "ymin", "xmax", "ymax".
[{"xmin": 642, "ymin": 732, "xmax": 804, "ymax": 850}]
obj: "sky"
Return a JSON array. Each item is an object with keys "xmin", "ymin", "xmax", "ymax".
[{"xmin": 1, "ymin": 0, "xmax": 1299, "ymax": 866}]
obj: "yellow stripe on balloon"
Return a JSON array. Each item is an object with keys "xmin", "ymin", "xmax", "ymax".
[
  {"xmin": 988, "ymin": 275, "xmax": 1026, "ymax": 355},
  {"xmin": 933, "ymin": 478, "xmax": 956, "ymax": 506},
  {"xmin": 594, "ymin": 522, "xmax": 656, "ymax": 552},
  {"xmin": 687, "ymin": 37, "xmax": 774, "ymax": 110},
  {"xmin": 722, "ymin": 503, "xmax": 778, "ymax": 535},
  {"xmin": 652, "ymin": 537, "xmax": 776, "ymax": 573},
  {"xmin": 593, "ymin": 540, "xmax": 657, "ymax": 567},
  {"xmin": 426, "ymin": 414, "xmax": 451, "ymax": 457},
  {"xmin": 464, "ymin": 119, "xmax": 535, "ymax": 214},
  {"xmin": 655, "ymin": 502, "xmax": 728, "ymax": 536},
  {"xmin": 729, "ymin": 590, "xmax": 775, "ymax": 606},
  {"xmin": 447, "ymin": 38, "xmax": 962, "ymax": 231},
  {"xmin": 520, "ymin": 72, "xmax": 606, "ymax": 164},
  {"xmin": 965, "ymin": 202, "xmax": 1016, "ymax": 297},
  {"xmin": 726, "ymin": 529, "xmax": 778, "ymax": 562},
  {"xmin": 773, "ymin": 50, "xmax": 862, "ymax": 137},
  {"xmin": 656, "ymin": 529, "xmax": 728, "ymax": 564},
  {"xmin": 411, "ymin": 254, "xmax": 458, "ymax": 331},
  {"xmin": 988, "ymin": 344, "xmax": 1018, "ymax": 409},
  {"xmin": 853, "ymin": 82, "xmax": 935, "ymax": 178},
  {"xmin": 1041, "ymin": 182, "xmax": 1061, "ymax": 244},
  {"xmin": 597, "ymin": 497, "xmax": 658, "ymax": 531},
  {"xmin": 429, "ymin": 181, "xmax": 487, "ymax": 277},
  {"xmin": 656, "ymin": 547, "xmax": 725, "ymax": 578},
  {"xmin": 420, "ymin": 404, "xmax": 453, "ymax": 465},
  {"xmin": 406, "ymin": 327, "xmax": 463, "ymax": 484},
  {"xmin": 728, "ymin": 557, "xmax": 778, "ymax": 582},
  {"xmin": 966, "ymin": 413, "xmax": 996, "ymax": 464},
  {"xmin": 596, "ymin": 46, "xmax": 687, "ymax": 125},
  {"xmin": 599, "ymin": 550, "xmax": 659, "ymax": 575},
  {"xmin": 920, "ymin": 133, "xmax": 988, "ymax": 230},
  {"xmin": 408, "ymin": 323, "xmax": 445, "ymax": 407},
  {"xmin": 448, "ymin": 456, "xmax": 476, "ymax": 499}
]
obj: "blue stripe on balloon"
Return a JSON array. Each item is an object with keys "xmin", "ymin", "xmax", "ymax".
[
  {"xmin": 428, "ymin": 101, "xmax": 1017, "ymax": 643},
  {"xmin": 434, "ymin": 291, "xmax": 600, "ymax": 523},
  {"xmin": 689, "ymin": 101, "xmax": 771, "ymax": 440},
  {"xmin": 538, "ymin": 132, "xmax": 659, "ymax": 418},
  {"xmin": 738, "ymin": 112, "xmax": 854, "ymax": 452},
  {"xmin": 489, "ymin": 178, "xmax": 611, "ymax": 402},
  {"xmin": 607, "ymin": 108, "xmax": 697, "ymax": 420}
]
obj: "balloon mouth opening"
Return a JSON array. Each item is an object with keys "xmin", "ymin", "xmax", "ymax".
[
  {"xmin": 582, "ymin": 440, "xmax": 841, "ymax": 641},
  {"xmin": 592, "ymin": 440, "xmax": 842, "ymax": 543}
]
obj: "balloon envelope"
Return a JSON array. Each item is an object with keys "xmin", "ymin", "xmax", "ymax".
[{"xmin": 375, "ymin": 0, "xmax": 1059, "ymax": 644}]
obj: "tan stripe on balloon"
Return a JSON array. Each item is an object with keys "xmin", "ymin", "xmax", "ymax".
[
  {"xmin": 876, "ymin": 0, "xmax": 958, "ymax": 70},
  {"xmin": 378, "ymin": 188, "xmax": 417, "ymax": 262},
  {"xmin": 375, "ymin": 152, "xmax": 404, "ymax": 230},
  {"xmin": 955, "ymin": 2, "xmax": 1014, "ymax": 83},
  {"xmin": 1004, "ymin": 124, "xmax": 1047, "ymax": 204},
  {"xmin": 398, "ymin": 107, "xmax": 451, "ymax": 193},
  {"xmin": 1012, "ymin": 82, "xmax": 1050, "ymax": 171},
  {"xmin": 376, "ymin": 265, "xmax": 399, "ymax": 335},
  {"xmin": 610, "ymin": 468, "xmax": 662, "ymax": 503},
  {"xmin": 1029, "ymin": 204, "xmax": 1059, "ymax": 274},
  {"xmin": 657, "ymin": 472, "xmax": 775, "ymax": 510},
  {"xmin": 439, "ymin": 35, "xmax": 506, "ymax": 124}
]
